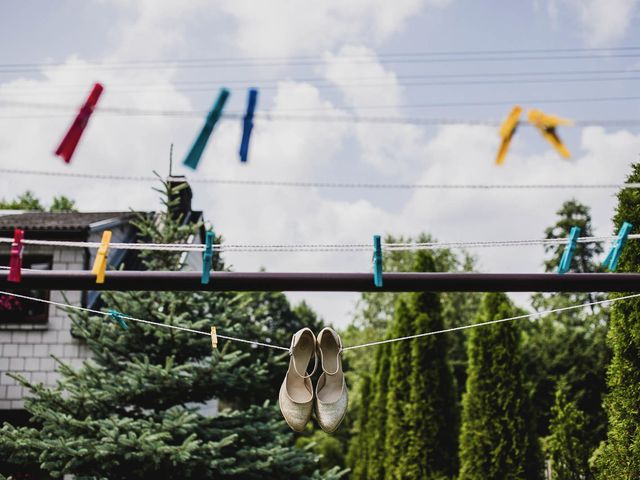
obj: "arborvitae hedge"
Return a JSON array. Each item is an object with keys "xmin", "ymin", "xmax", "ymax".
[
  {"xmin": 593, "ymin": 163, "xmax": 640, "ymax": 478},
  {"xmin": 366, "ymin": 342, "xmax": 391, "ymax": 480},
  {"xmin": 459, "ymin": 293, "xmax": 541, "ymax": 480},
  {"xmin": 345, "ymin": 374, "xmax": 371, "ymax": 480}
]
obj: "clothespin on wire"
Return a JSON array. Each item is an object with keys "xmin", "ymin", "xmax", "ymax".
[
  {"xmin": 92, "ymin": 230, "xmax": 112, "ymax": 284},
  {"xmin": 183, "ymin": 88, "xmax": 230, "ymax": 170},
  {"xmin": 558, "ymin": 226, "xmax": 581, "ymax": 274},
  {"xmin": 603, "ymin": 222, "xmax": 632, "ymax": 272},
  {"xmin": 495, "ymin": 106, "xmax": 522, "ymax": 165},
  {"xmin": 201, "ymin": 231, "xmax": 214, "ymax": 285},
  {"xmin": 108, "ymin": 309, "xmax": 129, "ymax": 330},
  {"xmin": 211, "ymin": 326, "xmax": 218, "ymax": 349},
  {"xmin": 8, "ymin": 228, "xmax": 24, "ymax": 283},
  {"xmin": 373, "ymin": 235, "xmax": 383, "ymax": 288},
  {"xmin": 239, "ymin": 88, "xmax": 258, "ymax": 163},
  {"xmin": 528, "ymin": 108, "xmax": 573, "ymax": 159},
  {"xmin": 55, "ymin": 83, "xmax": 104, "ymax": 163}
]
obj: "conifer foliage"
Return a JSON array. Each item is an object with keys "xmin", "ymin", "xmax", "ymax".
[
  {"xmin": 0, "ymin": 181, "xmax": 340, "ymax": 479},
  {"xmin": 367, "ymin": 250, "xmax": 458, "ymax": 480},
  {"xmin": 593, "ymin": 163, "xmax": 640, "ymax": 478},
  {"xmin": 458, "ymin": 293, "xmax": 541, "ymax": 480}
]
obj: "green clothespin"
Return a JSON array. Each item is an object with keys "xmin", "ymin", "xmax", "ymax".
[
  {"xmin": 183, "ymin": 88, "xmax": 230, "ymax": 170},
  {"xmin": 108, "ymin": 309, "xmax": 129, "ymax": 330}
]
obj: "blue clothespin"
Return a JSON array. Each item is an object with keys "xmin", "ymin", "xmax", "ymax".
[
  {"xmin": 201, "ymin": 231, "xmax": 214, "ymax": 285},
  {"xmin": 108, "ymin": 309, "xmax": 128, "ymax": 330},
  {"xmin": 603, "ymin": 222, "xmax": 632, "ymax": 271},
  {"xmin": 558, "ymin": 226, "xmax": 581, "ymax": 274},
  {"xmin": 373, "ymin": 235, "xmax": 383, "ymax": 288},
  {"xmin": 183, "ymin": 88, "xmax": 230, "ymax": 170},
  {"xmin": 239, "ymin": 88, "xmax": 258, "ymax": 163}
]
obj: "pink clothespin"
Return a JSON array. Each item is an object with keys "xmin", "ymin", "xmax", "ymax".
[
  {"xmin": 8, "ymin": 228, "xmax": 24, "ymax": 283},
  {"xmin": 54, "ymin": 83, "xmax": 104, "ymax": 163}
]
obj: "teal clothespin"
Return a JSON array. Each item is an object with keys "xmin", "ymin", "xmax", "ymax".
[
  {"xmin": 373, "ymin": 235, "xmax": 383, "ymax": 288},
  {"xmin": 603, "ymin": 222, "xmax": 632, "ymax": 272},
  {"xmin": 201, "ymin": 231, "xmax": 214, "ymax": 285},
  {"xmin": 183, "ymin": 88, "xmax": 230, "ymax": 170},
  {"xmin": 558, "ymin": 226, "xmax": 581, "ymax": 274},
  {"xmin": 108, "ymin": 309, "xmax": 128, "ymax": 330}
]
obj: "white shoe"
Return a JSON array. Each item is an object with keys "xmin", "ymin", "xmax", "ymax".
[
  {"xmin": 279, "ymin": 328, "xmax": 317, "ymax": 432},
  {"xmin": 314, "ymin": 327, "xmax": 348, "ymax": 433}
]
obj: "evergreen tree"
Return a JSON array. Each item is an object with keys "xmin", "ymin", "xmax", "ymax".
[
  {"xmin": 545, "ymin": 381, "xmax": 592, "ymax": 480},
  {"xmin": 403, "ymin": 251, "xmax": 457, "ymax": 479},
  {"xmin": 0, "ymin": 180, "xmax": 341, "ymax": 479},
  {"xmin": 592, "ymin": 163, "xmax": 640, "ymax": 478},
  {"xmin": 523, "ymin": 200, "xmax": 609, "ymax": 450},
  {"xmin": 384, "ymin": 296, "xmax": 414, "ymax": 478},
  {"xmin": 383, "ymin": 251, "xmax": 458, "ymax": 480},
  {"xmin": 0, "ymin": 191, "xmax": 77, "ymax": 212},
  {"xmin": 459, "ymin": 293, "xmax": 542, "ymax": 480},
  {"xmin": 345, "ymin": 374, "xmax": 370, "ymax": 480},
  {"xmin": 365, "ymin": 342, "xmax": 391, "ymax": 480}
]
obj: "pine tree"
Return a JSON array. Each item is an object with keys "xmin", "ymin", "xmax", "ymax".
[
  {"xmin": 592, "ymin": 163, "xmax": 640, "ymax": 478},
  {"xmin": 459, "ymin": 293, "xmax": 541, "ymax": 480},
  {"xmin": 545, "ymin": 381, "xmax": 591, "ymax": 480},
  {"xmin": 0, "ymin": 180, "xmax": 342, "ymax": 479}
]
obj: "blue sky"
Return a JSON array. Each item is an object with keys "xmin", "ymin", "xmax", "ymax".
[{"xmin": 1, "ymin": 0, "xmax": 639, "ymax": 325}]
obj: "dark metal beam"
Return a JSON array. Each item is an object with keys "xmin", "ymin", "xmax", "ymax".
[{"xmin": 1, "ymin": 270, "xmax": 640, "ymax": 292}]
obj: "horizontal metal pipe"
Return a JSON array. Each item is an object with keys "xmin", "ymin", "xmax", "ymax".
[{"xmin": 1, "ymin": 270, "xmax": 640, "ymax": 292}]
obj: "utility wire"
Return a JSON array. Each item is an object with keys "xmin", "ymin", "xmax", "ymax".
[
  {"xmin": 0, "ymin": 289, "xmax": 290, "ymax": 351},
  {"xmin": 3, "ymin": 52, "xmax": 640, "ymax": 73},
  {"xmin": 1, "ymin": 168, "xmax": 640, "ymax": 190}
]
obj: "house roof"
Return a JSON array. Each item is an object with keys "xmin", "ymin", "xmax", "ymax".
[{"xmin": 0, "ymin": 211, "xmax": 142, "ymax": 237}]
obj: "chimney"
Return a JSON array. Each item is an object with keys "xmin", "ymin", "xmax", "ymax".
[{"xmin": 167, "ymin": 175, "xmax": 193, "ymax": 219}]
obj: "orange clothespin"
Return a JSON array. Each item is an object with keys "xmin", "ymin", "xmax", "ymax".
[
  {"xmin": 91, "ymin": 230, "xmax": 112, "ymax": 284},
  {"xmin": 527, "ymin": 108, "xmax": 573, "ymax": 159},
  {"xmin": 211, "ymin": 326, "xmax": 218, "ymax": 349},
  {"xmin": 495, "ymin": 106, "xmax": 522, "ymax": 165}
]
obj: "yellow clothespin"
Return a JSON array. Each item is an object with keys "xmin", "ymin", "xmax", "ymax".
[
  {"xmin": 495, "ymin": 106, "xmax": 522, "ymax": 165},
  {"xmin": 91, "ymin": 230, "xmax": 112, "ymax": 284},
  {"xmin": 527, "ymin": 108, "xmax": 573, "ymax": 159},
  {"xmin": 211, "ymin": 326, "xmax": 218, "ymax": 349}
]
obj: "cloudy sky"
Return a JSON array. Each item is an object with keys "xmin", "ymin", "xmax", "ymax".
[{"xmin": 1, "ymin": 0, "xmax": 640, "ymax": 327}]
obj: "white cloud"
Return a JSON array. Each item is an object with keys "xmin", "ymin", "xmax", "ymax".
[
  {"xmin": 553, "ymin": 0, "xmax": 639, "ymax": 46},
  {"xmin": 217, "ymin": 0, "xmax": 451, "ymax": 57}
]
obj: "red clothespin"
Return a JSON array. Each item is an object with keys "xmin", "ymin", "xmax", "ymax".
[
  {"xmin": 54, "ymin": 83, "xmax": 104, "ymax": 163},
  {"xmin": 8, "ymin": 228, "xmax": 24, "ymax": 283}
]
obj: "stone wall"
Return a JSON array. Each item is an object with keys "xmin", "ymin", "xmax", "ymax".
[{"xmin": 0, "ymin": 246, "xmax": 92, "ymax": 409}]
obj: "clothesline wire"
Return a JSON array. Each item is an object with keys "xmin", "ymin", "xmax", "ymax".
[
  {"xmin": 1, "ymin": 289, "xmax": 638, "ymax": 353},
  {"xmin": 0, "ymin": 234, "xmax": 635, "ymax": 253},
  {"xmin": 2, "ymin": 168, "xmax": 640, "ymax": 190},
  {"xmin": 0, "ymin": 289, "xmax": 290, "ymax": 351},
  {"xmin": 342, "ymin": 292, "xmax": 640, "ymax": 351}
]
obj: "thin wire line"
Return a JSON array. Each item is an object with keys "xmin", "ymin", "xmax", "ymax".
[
  {"xmin": 2, "ymin": 46, "xmax": 640, "ymax": 69},
  {"xmin": 0, "ymin": 235, "xmax": 634, "ymax": 253},
  {"xmin": 2, "ymin": 52, "xmax": 640, "ymax": 73},
  {"xmin": 0, "ymin": 289, "xmax": 289, "ymax": 351},
  {"xmin": 2, "ymin": 168, "xmax": 640, "ymax": 190},
  {"xmin": 342, "ymin": 292, "xmax": 640, "ymax": 351}
]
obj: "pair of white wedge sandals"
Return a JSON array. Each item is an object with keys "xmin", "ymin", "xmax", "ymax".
[{"xmin": 278, "ymin": 327, "xmax": 348, "ymax": 433}]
